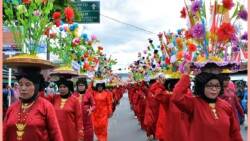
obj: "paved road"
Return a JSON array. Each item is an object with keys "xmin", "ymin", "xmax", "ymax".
[{"xmin": 94, "ymin": 92, "xmax": 248, "ymax": 141}]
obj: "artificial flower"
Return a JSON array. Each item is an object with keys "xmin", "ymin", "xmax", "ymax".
[
  {"xmin": 222, "ymin": 0, "xmax": 234, "ymax": 10},
  {"xmin": 238, "ymin": 9, "xmax": 248, "ymax": 21},
  {"xmin": 217, "ymin": 22, "xmax": 235, "ymax": 42},
  {"xmin": 64, "ymin": 7, "xmax": 74, "ymax": 24},
  {"xmin": 191, "ymin": 23, "xmax": 205, "ymax": 39},
  {"xmin": 191, "ymin": 0, "xmax": 201, "ymax": 14},
  {"xmin": 180, "ymin": 7, "xmax": 187, "ymax": 18}
]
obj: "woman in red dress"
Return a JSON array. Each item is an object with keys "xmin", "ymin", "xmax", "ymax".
[
  {"xmin": 155, "ymin": 78, "xmax": 190, "ymax": 141},
  {"xmin": 42, "ymin": 77, "xmax": 84, "ymax": 141},
  {"xmin": 91, "ymin": 82, "xmax": 113, "ymax": 141},
  {"xmin": 144, "ymin": 75, "xmax": 165, "ymax": 140},
  {"xmin": 3, "ymin": 67, "xmax": 63, "ymax": 141},
  {"xmin": 73, "ymin": 78, "xmax": 95, "ymax": 141},
  {"xmin": 172, "ymin": 63, "xmax": 243, "ymax": 141}
]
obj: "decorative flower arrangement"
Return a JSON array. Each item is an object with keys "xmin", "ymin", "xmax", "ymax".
[
  {"xmin": 48, "ymin": 7, "xmax": 96, "ymax": 67},
  {"xmin": 47, "ymin": 7, "xmax": 117, "ymax": 78},
  {"xmin": 4, "ymin": 0, "xmax": 54, "ymax": 55},
  {"xmin": 179, "ymin": 0, "xmax": 247, "ymax": 69}
]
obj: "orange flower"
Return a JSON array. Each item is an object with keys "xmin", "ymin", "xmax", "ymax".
[
  {"xmin": 188, "ymin": 43, "xmax": 197, "ymax": 52},
  {"xmin": 176, "ymin": 37, "xmax": 182, "ymax": 45},
  {"xmin": 177, "ymin": 51, "xmax": 184, "ymax": 60}
]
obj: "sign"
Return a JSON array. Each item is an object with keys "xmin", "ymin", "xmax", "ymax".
[
  {"xmin": 71, "ymin": 1, "xmax": 100, "ymax": 23},
  {"xmin": 3, "ymin": 44, "xmax": 21, "ymax": 55}
]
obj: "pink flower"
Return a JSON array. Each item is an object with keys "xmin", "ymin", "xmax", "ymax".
[
  {"xmin": 33, "ymin": 10, "xmax": 41, "ymax": 16},
  {"xmin": 91, "ymin": 34, "xmax": 97, "ymax": 40}
]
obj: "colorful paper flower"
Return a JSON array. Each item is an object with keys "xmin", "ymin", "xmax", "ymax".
[
  {"xmin": 188, "ymin": 43, "xmax": 197, "ymax": 52},
  {"xmin": 33, "ymin": 10, "xmax": 41, "ymax": 16},
  {"xmin": 180, "ymin": 7, "xmax": 187, "ymax": 18},
  {"xmin": 217, "ymin": 22, "xmax": 235, "ymax": 42},
  {"xmin": 72, "ymin": 37, "xmax": 81, "ymax": 46},
  {"xmin": 91, "ymin": 34, "xmax": 97, "ymax": 41},
  {"xmin": 191, "ymin": 23, "xmax": 205, "ymax": 39},
  {"xmin": 22, "ymin": 0, "xmax": 31, "ymax": 4},
  {"xmin": 222, "ymin": 0, "xmax": 234, "ymax": 10},
  {"xmin": 64, "ymin": 7, "xmax": 74, "ymax": 24},
  {"xmin": 177, "ymin": 51, "xmax": 184, "ymax": 60},
  {"xmin": 191, "ymin": 0, "xmax": 201, "ymax": 14},
  {"xmin": 165, "ymin": 57, "xmax": 170, "ymax": 65},
  {"xmin": 238, "ymin": 9, "xmax": 248, "ymax": 21},
  {"xmin": 185, "ymin": 30, "xmax": 193, "ymax": 39},
  {"xmin": 241, "ymin": 32, "xmax": 248, "ymax": 40},
  {"xmin": 52, "ymin": 12, "xmax": 61, "ymax": 27}
]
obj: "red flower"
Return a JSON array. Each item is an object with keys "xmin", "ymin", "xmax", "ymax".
[
  {"xmin": 84, "ymin": 52, "xmax": 89, "ymax": 58},
  {"xmin": 217, "ymin": 22, "xmax": 235, "ymax": 42},
  {"xmin": 22, "ymin": 0, "xmax": 31, "ymax": 4},
  {"xmin": 188, "ymin": 43, "xmax": 197, "ymax": 52},
  {"xmin": 185, "ymin": 30, "xmax": 192, "ymax": 39},
  {"xmin": 180, "ymin": 7, "xmax": 187, "ymax": 18},
  {"xmin": 222, "ymin": 0, "xmax": 234, "ymax": 10},
  {"xmin": 165, "ymin": 57, "xmax": 170, "ymax": 65},
  {"xmin": 53, "ymin": 12, "xmax": 61, "ymax": 27},
  {"xmin": 64, "ymin": 7, "xmax": 74, "ymax": 24},
  {"xmin": 52, "ymin": 12, "xmax": 61, "ymax": 20}
]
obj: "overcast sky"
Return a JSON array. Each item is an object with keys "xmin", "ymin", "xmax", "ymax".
[
  {"xmin": 82, "ymin": 0, "xmax": 188, "ymax": 73},
  {"xmin": 40, "ymin": 0, "xmax": 247, "ymax": 73}
]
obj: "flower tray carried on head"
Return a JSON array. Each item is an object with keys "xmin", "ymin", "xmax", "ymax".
[
  {"xmin": 191, "ymin": 56, "xmax": 240, "ymax": 70},
  {"xmin": 4, "ymin": 54, "xmax": 56, "ymax": 69},
  {"xmin": 50, "ymin": 66, "xmax": 79, "ymax": 78}
]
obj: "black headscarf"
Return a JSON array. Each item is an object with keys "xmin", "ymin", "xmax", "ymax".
[
  {"xmin": 164, "ymin": 78, "xmax": 179, "ymax": 92},
  {"xmin": 193, "ymin": 72, "xmax": 224, "ymax": 103},
  {"xmin": 55, "ymin": 77, "xmax": 74, "ymax": 98},
  {"xmin": 76, "ymin": 78, "xmax": 88, "ymax": 94},
  {"xmin": 94, "ymin": 83, "xmax": 105, "ymax": 91},
  {"xmin": 15, "ymin": 67, "xmax": 43, "ymax": 103}
]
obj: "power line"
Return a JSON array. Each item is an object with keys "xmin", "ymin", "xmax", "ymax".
[{"xmin": 100, "ymin": 14, "xmax": 157, "ymax": 35}]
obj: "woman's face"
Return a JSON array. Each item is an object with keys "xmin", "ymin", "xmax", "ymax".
[
  {"xmin": 19, "ymin": 78, "xmax": 35, "ymax": 100},
  {"xmin": 59, "ymin": 84, "xmax": 69, "ymax": 95},
  {"xmin": 78, "ymin": 84, "xmax": 86, "ymax": 92},
  {"xmin": 97, "ymin": 85, "xmax": 103, "ymax": 92},
  {"xmin": 204, "ymin": 79, "xmax": 221, "ymax": 99}
]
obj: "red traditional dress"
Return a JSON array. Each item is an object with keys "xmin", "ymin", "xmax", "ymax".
[
  {"xmin": 73, "ymin": 89, "xmax": 95, "ymax": 141},
  {"xmin": 92, "ymin": 90, "xmax": 113, "ymax": 141},
  {"xmin": 143, "ymin": 81, "xmax": 165, "ymax": 137},
  {"xmin": 155, "ymin": 90, "xmax": 190, "ymax": 141},
  {"xmin": 3, "ymin": 97, "xmax": 63, "ymax": 141},
  {"xmin": 220, "ymin": 85, "xmax": 244, "ymax": 122},
  {"xmin": 173, "ymin": 74, "xmax": 243, "ymax": 141},
  {"xmin": 41, "ymin": 94, "xmax": 83, "ymax": 141}
]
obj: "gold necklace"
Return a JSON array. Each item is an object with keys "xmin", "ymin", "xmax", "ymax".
[
  {"xmin": 209, "ymin": 103, "xmax": 219, "ymax": 119},
  {"xmin": 16, "ymin": 101, "xmax": 35, "ymax": 140},
  {"xmin": 60, "ymin": 98, "xmax": 68, "ymax": 109}
]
